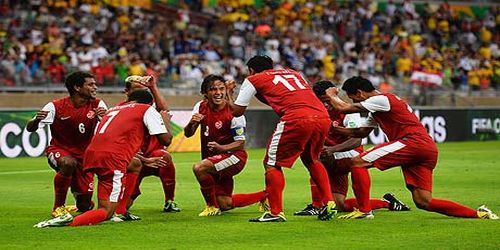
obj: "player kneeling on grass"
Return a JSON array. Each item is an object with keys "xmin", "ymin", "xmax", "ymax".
[
  {"xmin": 295, "ymin": 81, "xmax": 409, "ymax": 218},
  {"xmin": 324, "ymin": 76, "xmax": 498, "ymax": 220},
  {"xmin": 34, "ymin": 90, "xmax": 173, "ymax": 228},
  {"xmin": 185, "ymin": 74, "xmax": 268, "ymax": 217}
]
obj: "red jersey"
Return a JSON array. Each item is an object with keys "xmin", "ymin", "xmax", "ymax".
[
  {"xmin": 115, "ymin": 100, "xmax": 165, "ymax": 155},
  {"xmin": 235, "ymin": 69, "xmax": 328, "ymax": 121},
  {"xmin": 324, "ymin": 109, "xmax": 364, "ymax": 154},
  {"xmin": 192, "ymin": 100, "xmax": 246, "ymax": 159},
  {"xmin": 86, "ymin": 103, "xmax": 167, "ymax": 164},
  {"xmin": 39, "ymin": 96, "xmax": 106, "ymax": 159},
  {"xmin": 360, "ymin": 93, "xmax": 431, "ymax": 142}
]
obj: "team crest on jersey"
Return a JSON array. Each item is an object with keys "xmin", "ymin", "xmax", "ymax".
[
  {"xmin": 215, "ymin": 121, "xmax": 223, "ymax": 129},
  {"xmin": 87, "ymin": 110, "xmax": 95, "ymax": 119}
]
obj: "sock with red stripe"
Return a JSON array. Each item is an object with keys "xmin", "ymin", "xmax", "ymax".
[
  {"xmin": 199, "ymin": 174, "xmax": 217, "ymax": 207},
  {"xmin": 53, "ymin": 172, "xmax": 72, "ymax": 210},
  {"xmin": 159, "ymin": 162, "xmax": 176, "ymax": 202},
  {"xmin": 232, "ymin": 191, "xmax": 267, "ymax": 208},
  {"xmin": 265, "ymin": 168, "xmax": 285, "ymax": 215},
  {"xmin": 309, "ymin": 178, "xmax": 323, "ymax": 208},
  {"xmin": 69, "ymin": 208, "xmax": 108, "ymax": 226},
  {"xmin": 427, "ymin": 199, "xmax": 478, "ymax": 218},
  {"xmin": 115, "ymin": 172, "xmax": 139, "ymax": 215},
  {"xmin": 350, "ymin": 167, "xmax": 372, "ymax": 212},
  {"xmin": 307, "ymin": 161, "xmax": 333, "ymax": 203}
]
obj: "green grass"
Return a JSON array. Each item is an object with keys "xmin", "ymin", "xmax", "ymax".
[{"xmin": 0, "ymin": 141, "xmax": 499, "ymax": 249}]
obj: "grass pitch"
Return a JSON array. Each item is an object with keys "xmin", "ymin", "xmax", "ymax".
[{"xmin": 0, "ymin": 141, "xmax": 499, "ymax": 249}]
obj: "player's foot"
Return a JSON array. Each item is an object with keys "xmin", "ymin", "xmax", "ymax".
[
  {"xmin": 65, "ymin": 205, "xmax": 79, "ymax": 214},
  {"xmin": 34, "ymin": 213, "xmax": 73, "ymax": 228},
  {"xmin": 110, "ymin": 211, "xmax": 142, "ymax": 222},
  {"xmin": 318, "ymin": 201, "xmax": 337, "ymax": 221},
  {"xmin": 294, "ymin": 204, "xmax": 321, "ymax": 216},
  {"xmin": 477, "ymin": 205, "xmax": 499, "ymax": 220},
  {"xmin": 198, "ymin": 206, "xmax": 221, "ymax": 217},
  {"xmin": 258, "ymin": 199, "xmax": 270, "ymax": 213},
  {"xmin": 338, "ymin": 208, "xmax": 374, "ymax": 219},
  {"xmin": 383, "ymin": 193, "xmax": 410, "ymax": 211},
  {"xmin": 163, "ymin": 200, "xmax": 181, "ymax": 213},
  {"xmin": 52, "ymin": 205, "xmax": 68, "ymax": 218},
  {"xmin": 249, "ymin": 212, "xmax": 286, "ymax": 222}
]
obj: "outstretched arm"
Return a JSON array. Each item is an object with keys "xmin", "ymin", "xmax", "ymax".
[
  {"xmin": 26, "ymin": 110, "xmax": 49, "ymax": 132},
  {"xmin": 225, "ymin": 80, "xmax": 247, "ymax": 117}
]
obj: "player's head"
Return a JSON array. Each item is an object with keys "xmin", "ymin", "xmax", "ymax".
[
  {"xmin": 200, "ymin": 74, "xmax": 226, "ymax": 106},
  {"xmin": 65, "ymin": 71, "xmax": 97, "ymax": 98},
  {"xmin": 246, "ymin": 55, "xmax": 273, "ymax": 75},
  {"xmin": 127, "ymin": 89, "xmax": 154, "ymax": 104},
  {"xmin": 313, "ymin": 80, "xmax": 336, "ymax": 110},
  {"xmin": 341, "ymin": 76, "xmax": 376, "ymax": 102},
  {"xmin": 124, "ymin": 75, "xmax": 148, "ymax": 96}
]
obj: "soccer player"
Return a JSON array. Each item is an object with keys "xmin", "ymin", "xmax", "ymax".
[
  {"xmin": 226, "ymin": 55, "xmax": 336, "ymax": 222},
  {"xmin": 26, "ymin": 71, "xmax": 107, "ymax": 217},
  {"xmin": 113, "ymin": 76, "xmax": 179, "ymax": 221},
  {"xmin": 294, "ymin": 80, "xmax": 409, "ymax": 217},
  {"xmin": 34, "ymin": 89, "xmax": 173, "ymax": 227},
  {"xmin": 185, "ymin": 74, "xmax": 268, "ymax": 216},
  {"xmin": 324, "ymin": 76, "xmax": 498, "ymax": 219}
]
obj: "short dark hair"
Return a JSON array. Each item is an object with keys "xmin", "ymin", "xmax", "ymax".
[
  {"xmin": 341, "ymin": 76, "xmax": 375, "ymax": 95},
  {"xmin": 246, "ymin": 55, "xmax": 273, "ymax": 73},
  {"xmin": 127, "ymin": 89, "xmax": 153, "ymax": 104},
  {"xmin": 313, "ymin": 80, "xmax": 335, "ymax": 97},
  {"xmin": 200, "ymin": 74, "xmax": 225, "ymax": 95},
  {"xmin": 65, "ymin": 71, "xmax": 94, "ymax": 96}
]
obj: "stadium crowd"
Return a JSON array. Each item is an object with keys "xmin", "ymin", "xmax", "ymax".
[{"xmin": 0, "ymin": 0, "xmax": 499, "ymax": 93}]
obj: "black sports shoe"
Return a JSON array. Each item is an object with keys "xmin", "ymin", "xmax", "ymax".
[
  {"xmin": 249, "ymin": 212, "xmax": 286, "ymax": 222},
  {"xmin": 383, "ymin": 193, "xmax": 410, "ymax": 211},
  {"xmin": 318, "ymin": 201, "xmax": 337, "ymax": 221},
  {"xmin": 163, "ymin": 200, "xmax": 181, "ymax": 212},
  {"xmin": 294, "ymin": 204, "xmax": 321, "ymax": 216}
]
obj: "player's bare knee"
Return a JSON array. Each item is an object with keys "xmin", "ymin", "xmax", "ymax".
[
  {"xmin": 128, "ymin": 158, "xmax": 142, "ymax": 173},
  {"xmin": 217, "ymin": 196, "xmax": 233, "ymax": 211},
  {"xmin": 59, "ymin": 157, "xmax": 78, "ymax": 175},
  {"xmin": 412, "ymin": 190, "xmax": 432, "ymax": 210}
]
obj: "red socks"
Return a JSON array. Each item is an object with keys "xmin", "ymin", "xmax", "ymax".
[
  {"xmin": 53, "ymin": 172, "xmax": 72, "ymax": 210},
  {"xmin": 70, "ymin": 208, "xmax": 108, "ymax": 226},
  {"xmin": 159, "ymin": 162, "xmax": 176, "ymax": 202},
  {"xmin": 307, "ymin": 161, "xmax": 333, "ymax": 203},
  {"xmin": 265, "ymin": 168, "xmax": 285, "ymax": 215},
  {"xmin": 199, "ymin": 174, "xmax": 217, "ymax": 207},
  {"xmin": 343, "ymin": 198, "xmax": 389, "ymax": 212},
  {"xmin": 232, "ymin": 191, "xmax": 267, "ymax": 208},
  {"xmin": 309, "ymin": 178, "xmax": 323, "ymax": 208},
  {"xmin": 427, "ymin": 199, "xmax": 478, "ymax": 218},
  {"xmin": 351, "ymin": 167, "xmax": 372, "ymax": 212},
  {"xmin": 115, "ymin": 172, "xmax": 139, "ymax": 215}
]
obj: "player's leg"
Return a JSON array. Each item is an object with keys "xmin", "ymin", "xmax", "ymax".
[
  {"xmin": 157, "ymin": 152, "xmax": 180, "ymax": 212},
  {"xmin": 193, "ymin": 159, "xmax": 220, "ymax": 215},
  {"xmin": 71, "ymin": 166, "xmax": 95, "ymax": 213},
  {"xmin": 115, "ymin": 158, "xmax": 142, "ymax": 215},
  {"xmin": 47, "ymin": 148, "xmax": 79, "ymax": 216},
  {"xmin": 300, "ymin": 118, "xmax": 336, "ymax": 220},
  {"xmin": 405, "ymin": 165, "xmax": 491, "ymax": 218},
  {"xmin": 70, "ymin": 168, "xmax": 125, "ymax": 226}
]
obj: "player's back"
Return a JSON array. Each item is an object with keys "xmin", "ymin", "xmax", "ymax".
[
  {"xmin": 87, "ymin": 103, "xmax": 152, "ymax": 161},
  {"xmin": 49, "ymin": 96, "xmax": 102, "ymax": 157},
  {"xmin": 372, "ymin": 93, "xmax": 431, "ymax": 142},
  {"xmin": 246, "ymin": 69, "xmax": 328, "ymax": 120}
]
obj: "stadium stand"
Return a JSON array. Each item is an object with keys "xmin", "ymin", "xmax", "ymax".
[{"xmin": 0, "ymin": 0, "xmax": 499, "ymax": 106}]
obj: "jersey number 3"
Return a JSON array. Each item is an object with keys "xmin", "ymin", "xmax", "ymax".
[
  {"xmin": 98, "ymin": 110, "xmax": 120, "ymax": 134},
  {"xmin": 272, "ymin": 74, "xmax": 306, "ymax": 91}
]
